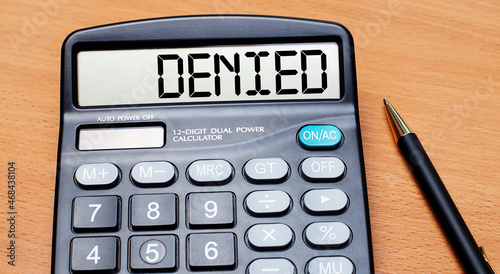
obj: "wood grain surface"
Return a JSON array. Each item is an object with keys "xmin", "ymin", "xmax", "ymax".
[{"xmin": 0, "ymin": 0, "xmax": 499, "ymax": 273}]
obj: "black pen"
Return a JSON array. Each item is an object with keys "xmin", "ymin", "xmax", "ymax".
[{"xmin": 384, "ymin": 99, "xmax": 495, "ymax": 274}]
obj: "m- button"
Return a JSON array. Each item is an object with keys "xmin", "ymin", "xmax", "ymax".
[
  {"xmin": 300, "ymin": 157, "xmax": 345, "ymax": 182},
  {"xmin": 131, "ymin": 161, "xmax": 177, "ymax": 187}
]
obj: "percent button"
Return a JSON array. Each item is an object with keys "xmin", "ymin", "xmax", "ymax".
[{"xmin": 304, "ymin": 222, "xmax": 351, "ymax": 248}]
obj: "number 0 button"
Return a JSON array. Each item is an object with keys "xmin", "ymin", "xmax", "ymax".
[
  {"xmin": 187, "ymin": 233, "xmax": 236, "ymax": 271},
  {"xmin": 130, "ymin": 194, "xmax": 178, "ymax": 230}
]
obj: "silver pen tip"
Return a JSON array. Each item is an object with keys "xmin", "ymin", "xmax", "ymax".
[{"xmin": 384, "ymin": 99, "xmax": 413, "ymax": 141}]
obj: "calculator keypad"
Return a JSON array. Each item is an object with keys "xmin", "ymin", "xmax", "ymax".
[
  {"xmin": 68, "ymin": 156, "xmax": 357, "ymax": 272},
  {"xmin": 59, "ymin": 122, "xmax": 369, "ymax": 273}
]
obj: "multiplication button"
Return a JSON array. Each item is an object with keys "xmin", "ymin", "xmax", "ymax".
[
  {"xmin": 247, "ymin": 224, "xmax": 294, "ymax": 250},
  {"xmin": 129, "ymin": 235, "xmax": 178, "ymax": 272}
]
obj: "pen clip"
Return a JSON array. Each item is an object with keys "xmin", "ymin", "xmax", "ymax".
[{"xmin": 480, "ymin": 246, "xmax": 496, "ymax": 274}]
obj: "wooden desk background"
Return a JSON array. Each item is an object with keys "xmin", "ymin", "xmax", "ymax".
[{"xmin": 1, "ymin": 0, "xmax": 498, "ymax": 273}]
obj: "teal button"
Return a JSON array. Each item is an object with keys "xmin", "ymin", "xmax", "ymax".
[{"xmin": 298, "ymin": 125, "xmax": 342, "ymax": 150}]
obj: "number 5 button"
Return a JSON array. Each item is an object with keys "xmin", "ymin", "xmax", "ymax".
[
  {"xmin": 129, "ymin": 235, "xmax": 178, "ymax": 272},
  {"xmin": 130, "ymin": 194, "xmax": 178, "ymax": 230}
]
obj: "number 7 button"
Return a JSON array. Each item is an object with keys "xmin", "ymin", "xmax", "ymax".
[{"xmin": 72, "ymin": 196, "xmax": 120, "ymax": 232}]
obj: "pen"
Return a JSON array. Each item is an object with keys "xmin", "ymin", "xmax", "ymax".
[{"xmin": 383, "ymin": 99, "xmax": 495, "ymax": 274}]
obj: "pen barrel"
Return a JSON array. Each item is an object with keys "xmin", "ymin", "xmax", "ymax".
[{"xmin": 398, "ymin": 133, "xmax": 491, "ymax": 274}]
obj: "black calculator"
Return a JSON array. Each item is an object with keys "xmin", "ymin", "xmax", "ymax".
[{"xmin": 51, "ymin": 15, "xmax": 374, "ymax": 274}]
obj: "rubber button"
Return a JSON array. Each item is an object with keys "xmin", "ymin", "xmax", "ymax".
[{"xmin": 298, "ymin": 125, "xmax": 342, "ymax": 150}]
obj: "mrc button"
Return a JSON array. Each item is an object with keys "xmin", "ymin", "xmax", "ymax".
[
  {"xmin": 300, "ymin": 157, "xmax": 345, "ymax": 182},
  {"xmin": 187, "ymin": 160, "xmax": 234, "ymax": 185},
  {"xmin": 298, "ymin": 125, "xmax": 342, "ymax": 150}
]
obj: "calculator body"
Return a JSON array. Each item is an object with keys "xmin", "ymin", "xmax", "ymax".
[{"xmin": 52, "ymin": 15, "xmax": 374, "ymax": 273}]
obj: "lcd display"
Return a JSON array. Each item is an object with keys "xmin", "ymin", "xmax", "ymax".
[{"xmin": 77, "ymin": 42, "xmax": 340, "ymax": 106}]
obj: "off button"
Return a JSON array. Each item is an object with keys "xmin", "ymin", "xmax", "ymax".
[{"xmin": 298, "ymin": 125, "xmax": 342, "ymax": 150}]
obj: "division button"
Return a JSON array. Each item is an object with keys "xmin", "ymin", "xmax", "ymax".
[
  {"xmin": 248, "ymin": 258, "xmax": 296, "ymax": 274},
  {"xmin": 303, "ymin": 189, "xmax": 348, "ymax": 214},
  {"xmin": 187, "ymin": 160, "xmax": 234, "ymax": 185},
  {"xmin": 244, "ymin": 158, "xmax": 290, "ymax": 183},
  {"xmin": 300, "ymin": 157, "xmax": 345, "ymax": 182},
  {"xmin": 247, "ymin": 223, "xmax": 294, "ymax": 250},
  {"xmin": 304, "ymin": 222, "xmax": 351, "ymax": 248},
  {"xmin": 131, "ymin": 161, "xmax": 177, "ymax": 187},
  {"xmin": 75, "ymin": 163, "xmax": 120, "ymax": 188},
  {"xmin": 245, "ymin": 190, "xmax": 291, "ymax": 216},
  {"xmin": 306, "ymin": 256, "xmax": 354, "ymax": 274},
  {"xmin": 298, "ymin": 125, "xmax": 342, "ymax": 150}
]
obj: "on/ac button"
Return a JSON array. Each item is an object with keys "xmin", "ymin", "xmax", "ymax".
[{"xmin": 297, "ymin": 125, "xmax": 343, "ymax": 150}]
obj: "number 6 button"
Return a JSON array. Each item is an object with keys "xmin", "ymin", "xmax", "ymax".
[
  {"xmin": 130, "ymin": 194, "xmax": 178, "ymax": 230},
  {"xmin": 187, "ymin": 233, "xmax": 236, "ymax": 271}
]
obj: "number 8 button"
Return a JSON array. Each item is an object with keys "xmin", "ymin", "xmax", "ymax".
[{"xmin": 130, "ymin": 194, "xmax": 178, "ymax": 230}]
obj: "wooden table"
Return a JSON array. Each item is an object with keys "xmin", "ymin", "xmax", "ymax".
[{"xmin": 1, "ymin": 0, "xmax": 498, "ymax": 273}]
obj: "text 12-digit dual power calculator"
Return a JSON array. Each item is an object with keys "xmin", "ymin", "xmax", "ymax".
[{"xmin": 51, "ymin": 15, "xmax": 374, "ymax": 274}]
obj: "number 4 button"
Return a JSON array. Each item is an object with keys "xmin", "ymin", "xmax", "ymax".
[{"xmin": 71, "ymin": 237, "xmax": 119, "ymax": 272}]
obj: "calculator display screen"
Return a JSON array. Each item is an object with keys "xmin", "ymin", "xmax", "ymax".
[{"xmin": 77, "ymin": 42, "xmax": 340, "ymax": 106}]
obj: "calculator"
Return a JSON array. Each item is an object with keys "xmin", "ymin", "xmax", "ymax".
[{"xmin": 51, "ymin": 15, "xmax": 374, "ymax": 274}]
